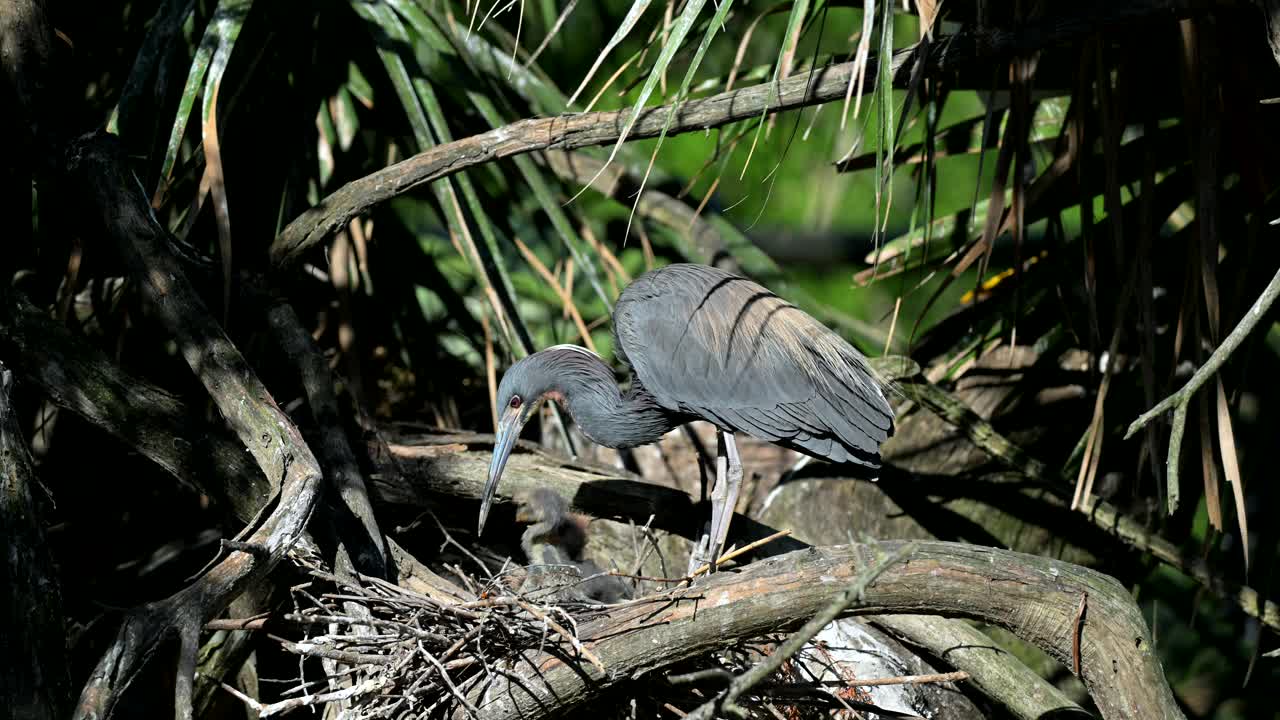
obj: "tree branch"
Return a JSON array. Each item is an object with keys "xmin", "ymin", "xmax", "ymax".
[
  {"xmin": 1123, "ymin": 263, "xmax": 1280, "ymax": 471},
  {"xmin": 64, "ymin": 132, "xmax": 324, "ymax": 720},
  {"xmin": 270, "ymin": 0, "xmax": 1217, "ymax": 268},
  {"xmin": 266, "ymin": 298, "xmax": 388, "ymax": 579},
  {"xmin": 686, "ymin": 544, "xmax": 918, "ymax": 720},
  {"xmin": 0, "ymin": 290, "xmax": 273, "ymax": 521},
  {"xmin": 463, "ymin": 541, "xmax": 1181, "ymax": 720},
  {"xmin": 0, "ymin": 364, "xmax": 72, "ymax": 720},
  {"xmin": 873, "ymin": 615, "xmax": 1088, "ymax": 719},
  {"xmin": 898, "ymin": 374, "xmax": 1280, "ymax": 633}
]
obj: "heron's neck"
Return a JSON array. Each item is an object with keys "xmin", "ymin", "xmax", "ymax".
[{"xmin": 544, "ymin": 348, "xmax": 680, "ymax": 449}]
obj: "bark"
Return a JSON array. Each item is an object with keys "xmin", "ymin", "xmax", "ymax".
[
  {"xmin": 874, "ymin": 615, "xmax": 1088, "ymax": 719},
  {"xmin": 192, "ymin": 581, "xmax": 275, "ymax": 717},
  {"xmin": 63, "ymin": 132, "xmax": 325, "ymax": 720},
  {"xmin": 0, "ymin": 365, "xmax": 72, "ymax": 720},
  {"xmin": 463, "ymin": 541, "xmax": 1181, "ymax": 720}
]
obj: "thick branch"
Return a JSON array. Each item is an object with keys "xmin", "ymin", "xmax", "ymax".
[
  {"xmin": 463, "ymin": 541, "xmax": 1180, "ymax": 720},
  {"xmin": 270, "ymin": 0, "xmax": 1215, "ymax": 268},
  {"xmin": 64, "ymin": 132, "xmax": 324, "ymax": 720},
  {"xmin": 0, "ymin": 365, "xmax": 72, "ymax": 720},
  {"xmin": 266, "ymin": 299, "xmax": 388, "ymax": 578},
  {"xmin": 686, "ymin": 544, "xmax": 918, "ymax": 720},
  {"xmin": 0, "ymin": 291, "xmax": 272, "ymax": 521},
  {"xmin": 873, "ymin": 615, "xmax": 1088, "ymax": 719}
]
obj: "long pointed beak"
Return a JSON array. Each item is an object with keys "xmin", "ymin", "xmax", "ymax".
[{"xmin": 479, "ymin": 408, "xmax": 527, "ymax": 535}]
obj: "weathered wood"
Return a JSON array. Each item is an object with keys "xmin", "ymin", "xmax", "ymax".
[
  {"xmin": 267, "ymin": 299, "xmax": 387, "ymax": 579},
  {"xmin": 874, "ymin": 615, "xmax": 1088, "ymax": 719},
  {"xmin": 464, "ymin": 541, "xmax": 1180, "ymax": 720},
  {"xmin": 192, "ymin": 582, "xmax": 275, "ymax": 717},
  {"xmin": 0, "ymin": 365, "xmax": 71, "ymax": 720},
  {"xmin": 0, "ymin": 291, "xmax": 272, "ymax": 521},
  {"xmin": 0, "ymin": 289, "xmax": 466, "ymax": 606},
  {"xmin": 63, "ymin": 132, "xmax": 325, "ymax": 720}
]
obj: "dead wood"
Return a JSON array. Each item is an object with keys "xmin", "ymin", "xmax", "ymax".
[
  {"xmin": 682, "ymin": 544, "xmax": 919, "ymax": 720},
  {"xmin": 0, "ymin": 291, "xmax": 273, "ymax": 521},
  {"xmin": 873, "ymin": 615, "xmax": 1088, "ymax": 719},
  {"xmin": 63, "ymin": 132, "xmax": 325, "ymax": 720},
  {"xmin": 0, "ymin": 282, "xmax": 470, "ymax": 599},
  {"xmin": 0, "ymin": 364, "xmax": 72, "ymax": 720},
  {"xmin": 192, "ymin": 582, "xmax": 276, "ymax": 717},
  {"xmin": 266, "ymin": 298, "xmax": 387, "ymax": 579},
  {"xmin": 463, "ymin": 541, "xmax": 1180, "ymax": 720}
]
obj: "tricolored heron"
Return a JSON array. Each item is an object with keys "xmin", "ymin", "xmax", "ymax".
[{"xmin": 482, "ymin": 263, "xmax": 895, "ymax": 573}]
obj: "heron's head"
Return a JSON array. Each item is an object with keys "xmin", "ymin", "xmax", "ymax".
[{"xmin": 480, "ymin": 346, "xmax": 603, "ymax": 534}]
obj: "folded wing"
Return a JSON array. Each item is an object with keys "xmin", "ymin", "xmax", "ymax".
[{"xmin": 614, "ymin": 264, "xmax": 894, "ymax": 467}]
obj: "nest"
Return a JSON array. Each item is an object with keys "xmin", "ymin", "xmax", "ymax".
[
  {"xmin": 260, "ymin": 544, "xmax": 634, "ymax": 719},
  {"xmin": 242, "ymin": 539, "xmax": 938, "ymax": 719}
]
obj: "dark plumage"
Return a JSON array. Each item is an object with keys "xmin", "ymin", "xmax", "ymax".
[
  {"xmin": 482, "ymin": 263, "xmax": 895, "ymax": 572},
  {"xmin": 613, "ymin": 263, "xmax": 893, "ymax": 465}
]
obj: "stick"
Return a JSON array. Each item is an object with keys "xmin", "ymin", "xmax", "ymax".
[
  {"xmin": 687, "ymin": 529, "xmax": 795, "ymax": 579},
  {"xmin": 514, "ymin": 600, "xmax": 606, "ymax": 674},
  {"xmin": 1124, "ymin": 265, "xmax": 1280, "ymax": 514}
]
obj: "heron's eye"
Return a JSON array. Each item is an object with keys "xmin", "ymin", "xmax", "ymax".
[{"xmin": 509, "ymin": 395, "xmax": 522, "ymax": 409}]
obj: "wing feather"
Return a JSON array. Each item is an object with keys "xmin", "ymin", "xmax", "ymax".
[{"xmin": 614, "ymin": 264, "xmax": 894, "ymax": 468}]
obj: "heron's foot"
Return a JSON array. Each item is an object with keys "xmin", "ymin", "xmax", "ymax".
[{"xmin": 687, "ymin": 530, "xmax": 712, "ymax": 577}]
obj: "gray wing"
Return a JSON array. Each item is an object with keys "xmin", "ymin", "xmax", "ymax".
[{"xmin": 614, "ymin": 264, "xmax": 893, "ymax": 467}]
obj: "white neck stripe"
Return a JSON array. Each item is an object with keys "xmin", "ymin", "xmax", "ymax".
[{"xmin": 546, "ymin": 344, "xmax": 602, "ymax": 360}]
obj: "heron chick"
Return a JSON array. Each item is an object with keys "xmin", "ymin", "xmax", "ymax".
[
  {"xmin": 483, "ymin": 264, "xmax": 895, "ymax": 575},
  {"xmin": 513, "ymin": 488, "xmax": 631, "ymax": 604}
]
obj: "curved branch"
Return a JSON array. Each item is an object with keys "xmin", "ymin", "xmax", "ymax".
[
  {"xmin": 64, "ymin": 132, "xmax": 324, "ymax": 720},
  {"xmin": 685, "ymin": 544, "xmax": 920, "ymax": 720},
  {"xmin": 0, "ymin": 365, "xmax": 72, "ymax": 719},
  {"xmin": 271, "ymin": 1, "xmax": 1216, "ymax": 268},
  {"xmin": 464, "ymin": 541, "xmax": 1181, "ymax": 720}
]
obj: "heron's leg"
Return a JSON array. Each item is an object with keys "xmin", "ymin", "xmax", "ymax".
[
  {"xmin": 687, "ymin": 430, "xmax": 729, "ymax": 575},
  {"xmin": 707, "ymin": 432, "xmax": 743, "ymax": 567}
]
